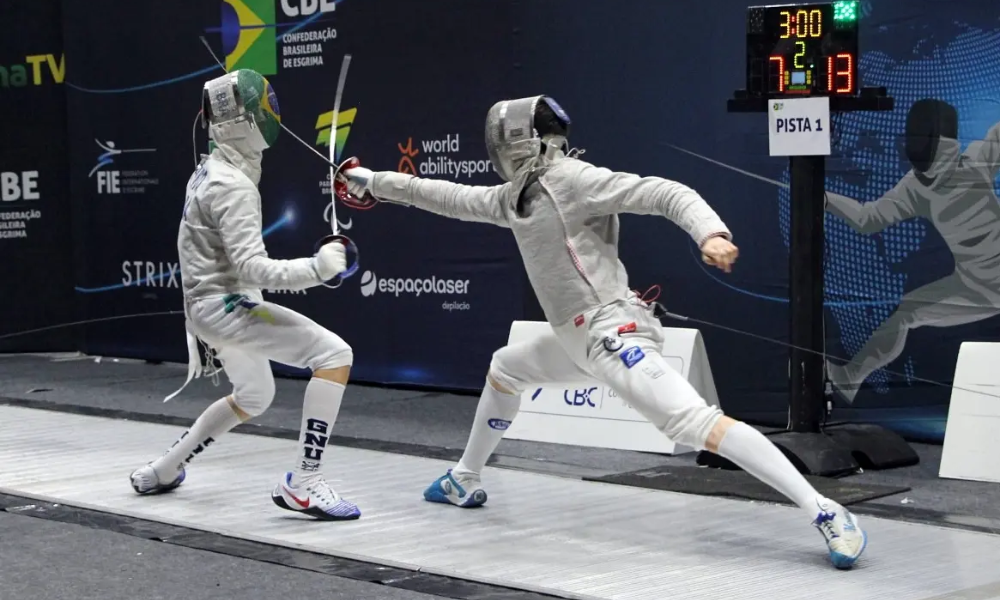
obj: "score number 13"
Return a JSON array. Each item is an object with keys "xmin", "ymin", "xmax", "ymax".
[{"xmin": 827, "ymin": 53, "xmax": 854, "ymax": 93}]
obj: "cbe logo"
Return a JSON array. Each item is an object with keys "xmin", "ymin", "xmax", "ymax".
[
  {"xmin": 1, "ymin": 171, "xmax": 40, "ymax": 202},
  {"xmin": 564, "ymin": 387, "xmax": 598, "ymax": 407},
  {"xmin": 280, "ymin": 0, "xmax": 336, "ymax": 17}
]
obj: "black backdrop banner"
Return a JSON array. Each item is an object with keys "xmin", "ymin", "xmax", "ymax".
[
  {"xmin": 6, "ymin": 0, "xmax": 1000, "ymax": 441},
  {"xmin": 0, "ymin": 0, "xmax": 75, "ymax": 351}
]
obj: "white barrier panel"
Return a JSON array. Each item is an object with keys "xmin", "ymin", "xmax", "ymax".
[
  {"xmin": 940, "ymin": 342, "xmax": 1000, "ymax": 484},
  {"xmin": 503, "ymin": 321, "xmax": 721, "ymax": 455}
]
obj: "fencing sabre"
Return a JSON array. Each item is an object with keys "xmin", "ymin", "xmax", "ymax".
[
  {"xmin": 313, "ymin": 53, "xmax": 361, "ymax": 289},
  {"xmin": 196, "ymin": 37, "xmax": 361, "ymax": 287}
]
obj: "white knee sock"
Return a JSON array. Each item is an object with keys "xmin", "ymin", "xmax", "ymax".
[
  {"xmin": 453, "ymin": 380, "xmax": 520, "ymax": 477},
  {"xmin": 291, "ymin": 378, "xmax": 345, "ymax": 486},
  {"xmin": 716, "ymin": 422, "xmax": 824, "ymax": 518},
  {"xmin": 152, "ymin": 397, "xmax": 242, "ymax": 479}
]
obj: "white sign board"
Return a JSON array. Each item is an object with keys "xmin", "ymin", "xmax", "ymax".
[
  {"xmin": 503, "ymin": 321, "xmax": 721, "ymax": 455},
  {"xmin": 768, "ymin": 96, "xmax": 831, "ymax": 157},
  {"xmin": 939, "ymin": 342, "xmax": 1000, "ymax": 484}
]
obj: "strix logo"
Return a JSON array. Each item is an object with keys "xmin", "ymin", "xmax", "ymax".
[
  {"xmin": 215, "ymin": 0, "xmax": 337, "ymax": 76},
  {"xmin": 396, "ymin": 134, "xmax": 495, "ymax": 180},
  {"xmin": 0, "ymin": 54, "xmax": 65, "ymax": 90},
  {"xmin": 121, "ymin": 260, "xmax": 180, "ymax": 289},
  {"xmin": 563, "ymin": 387, "xmax": 598, "ymax": 407},
  {"xmin": 487, "ymin": 418, "xmax": 511, "ymax": 430},
  {"xmin": 90, "ymin": 140, "xmax": 158, "ymax": 195},
  {"xmin": 620, "ymin": 346, "xmax": 646, "ymax": 369},
  {"xmin": 359, "ymin": 270, "xmax": 377, "ymax": 297}
]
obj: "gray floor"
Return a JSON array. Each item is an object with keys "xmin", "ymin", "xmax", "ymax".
[
  {"xmin": 4, "ymin": 405, "xmax": 1000, "ymax": 600},
  {"xmin": 1, "ymin": 353, "xmax": 997, "ymax": 521},
  {"xmin": 0, "ymin": 511, "xmax": 440, "ymax": 600}
]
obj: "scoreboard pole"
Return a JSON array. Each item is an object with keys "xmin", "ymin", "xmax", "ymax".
[
  {"xmin": 788, "ymin": 154, "xmax": 826, "ymax": 433},
  {"xmin": 704, "ymin": 94, "xmax": 920, "ymax": 477}
]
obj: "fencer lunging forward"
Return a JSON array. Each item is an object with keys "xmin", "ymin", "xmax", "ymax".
[
  {"xmin": 341, "ymin": 95, "xmax": 866, "ymax": 568},
  {"xmin": 825, "ymin": 99, "xmax": 1000, "ymax": 404},
  {"xmin": 130, "ymin": 69, "xmax": 361, "ymax": 521}
]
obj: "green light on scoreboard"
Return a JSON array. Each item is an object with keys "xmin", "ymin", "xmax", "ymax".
[{"xmin": 833, "ymin": 1, "xmax": 858, "ymax": 22}]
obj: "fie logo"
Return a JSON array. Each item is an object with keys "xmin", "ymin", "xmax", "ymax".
[{"xmin": 89, "ymin": 140, "xmax": 156, "ymax": 195}]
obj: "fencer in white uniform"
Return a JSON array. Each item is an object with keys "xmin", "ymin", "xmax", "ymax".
[
  {"xmin": 341, "ymin": 95, "xmax": 867, "ymax": 568},
  {"xmin": 130, "ymin": 69, "xmax": 361, "ymax": 521},
  {"xmin": 826, "ymin": 100, "xmax": 1000, "ymax": 403}
]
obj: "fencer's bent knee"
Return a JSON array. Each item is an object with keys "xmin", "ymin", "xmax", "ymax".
[
  {"xmin": 586, "ymin": 350, "xmax": 723, "ymax": 450},
  {"xmin": 658, "ymin": 404, "xmax": 724, "ymax": 450},
  {"xmin": 310, "ymin": 336, "xmax": 354, "ymax": 372},
  {"xmin": 232, "ymin": 374, "xmax": 276, "ymax": 417},
  {"xmin": 488, "ymin": 349, "xmax": 526, "ymax": 394}
]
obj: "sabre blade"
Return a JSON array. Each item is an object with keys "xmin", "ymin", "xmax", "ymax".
[
  {"xmin": 327, "ymin": 54, "xmax": 352, "ymax": 236},
  {"xmin": 664, "ymin": 143, "xmax": 790, "ymax": 189}
]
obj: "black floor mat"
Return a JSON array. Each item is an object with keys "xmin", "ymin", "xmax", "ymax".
[{"xmin": 585, "ymin": 465, "xmax": 911, "ymax": 506}]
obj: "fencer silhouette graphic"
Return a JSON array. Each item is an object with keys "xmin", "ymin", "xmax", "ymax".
[{"xmin": 825, "ymin": 98, "xmax": 1000, "ymax": 403}]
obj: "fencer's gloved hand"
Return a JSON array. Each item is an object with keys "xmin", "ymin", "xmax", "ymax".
[
  {"xmin": 341, "ymin": 166, "xmax": 374, "ymax": 198},
  {"xmin": 701, "ymin": 236, "xmax": 739, "ymax": 273},
  {"xmin": 314, "ymin": 240, "xmax": 348, "ymax": 281}
]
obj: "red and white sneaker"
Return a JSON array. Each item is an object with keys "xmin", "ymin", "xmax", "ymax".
[{"xmin": 270, "ymin": 472, "xmax": 361, "ymax": 521}]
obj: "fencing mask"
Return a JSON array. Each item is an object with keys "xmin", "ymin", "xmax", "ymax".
[
  {"xmin": 202, "ymin": 70, "xmax": 281, "ymax": 152},
  {"xmin": 905, "ymin": 98, "xmax": 958, "ymax": 174},
  {"xmin": 485, "ymin": 96, "xmax": 571, "ymax": 182}
]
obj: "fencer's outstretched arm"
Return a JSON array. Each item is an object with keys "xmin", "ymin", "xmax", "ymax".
[
  {"xmin": 212, "ymin": 183, "xmax": 324, "ymax": 291},
  {"xmin": 968, "ymin": 122, "xmax": 1000, "ymax": 177},
  {"xmin": 369, "ymin": 172, "xmax": 510, "ymax": 227},
  {"xmin": 574, "ymin": 162, "xmax": 731, "ymax": 247},
  {"xmin": 825, "ymin": 173, "xmax": 925, "ymax": 234}
]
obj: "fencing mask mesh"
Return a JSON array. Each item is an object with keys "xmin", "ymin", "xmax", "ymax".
[
  {"xmin": 202, "ymin": 69, "xmax": 281, "ymax": 150},
  {"xmin": 485, "ymin": 96, "xmax": 571, "ymax": 181},
  {"xmin": 905, "ymin": 98, "xmax": 958, "ymax": 174}
]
